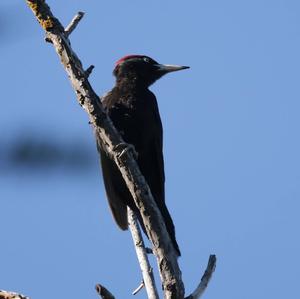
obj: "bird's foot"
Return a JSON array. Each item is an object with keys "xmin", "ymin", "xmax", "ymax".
[{"xmin": 114, "ymin": 142, "xmax": 138, "ymax": 160}]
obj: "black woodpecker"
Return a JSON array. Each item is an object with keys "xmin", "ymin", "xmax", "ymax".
[{"xmin": 97, "ymin": 55, "xmax": 189, "ymax": 256}]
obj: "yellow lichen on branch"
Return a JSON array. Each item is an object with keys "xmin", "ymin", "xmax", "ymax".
[
  {"xmin": 41, "ymin": 17, "xmax": 54, "ymax": 30},
  {"xmin": 26, "ymin": 0, "xmax": 54, "ymax": 30},
  {"xmin": 0, "ymin": 291, "xmax": 29, "ymax": 299}
]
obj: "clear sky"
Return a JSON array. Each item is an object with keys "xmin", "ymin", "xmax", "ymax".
[{"xmin": 1, "ymin": 1, "xmax": 300, "ymax": 299}]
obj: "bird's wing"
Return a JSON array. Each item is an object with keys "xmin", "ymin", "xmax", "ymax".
[
  {"xmin": 151, "ymin": 129, "xmax": 165, "ymax": 201},
  {"xmin": 97, "ymin": 141, "xmax": 129, "ymax": 230},
  {"xmin": 96, "ymin": 91, "xmax": 128, "ymax": 230},
  {"xmin": 148, "ymin": 93, "xmax": 165, "ymax": 201}
]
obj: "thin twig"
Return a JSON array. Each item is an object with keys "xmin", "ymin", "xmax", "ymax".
[
  {"xmin": 65, "ymin": 11, "xmax": 84, "ymax": 36},
  {"xmin": 132, "ymin": 281, "xmax": 144, "ymax": 295},
  {"xmin": 85, "ymin": 65, "xmax": 95, "ymax": 78},
  {"xmin": 185, "ymin": 255, "xmax": 217, "ymax": 299},
  {"xmin": 95, "ymin": 284, "xmax": 115, "ymax": 299},
  {"xmin": 128, "ymin": 208, "xmax": 159, "ymax": 299}
]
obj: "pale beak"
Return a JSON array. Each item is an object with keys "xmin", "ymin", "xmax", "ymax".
[{"xmin": 156, "ymin": 64, "xmax": 190, "ymax": 73}]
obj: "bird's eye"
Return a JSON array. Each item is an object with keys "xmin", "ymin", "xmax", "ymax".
[{"xmin": 143, "ymin": 57, "xmax": 150, "ymax": 63}]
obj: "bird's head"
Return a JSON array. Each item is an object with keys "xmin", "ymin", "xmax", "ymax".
[{"xmin": 113, "ymin": 55, "xmax": 189, "ymax": 87}]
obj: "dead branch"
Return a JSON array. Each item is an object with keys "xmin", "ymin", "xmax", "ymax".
[
  {"xmin": 26, "ymin": 1, "xmax": 184, "ymax": 298},
  {"xmin": 0, "ymin": 291, "xmax": 29, "ymax": 299},
  {"xmin": 128, "ymin": 207, "xmax": 159, "ymax": 299},
  {"xmin": 95, "ymin": 284, "xmax": 115, "ymax": 299},
  {"xmin": 132, "ymin": 281, "xmax": 144, "ymax": 295},
  {"xmin": 185, "ymin": 255, "xmax": 217, "ymax": 299},
  {"xmin": 65, "ymin": 11, "xmax": 84, "ymax": 36},
  {"xmin": 24, "ymin": 1, "xmax": 217, "ymax": 298}
]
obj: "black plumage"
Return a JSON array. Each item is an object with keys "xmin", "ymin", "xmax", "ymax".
[{"xmin": 97, "ymin": 55, "xmax": 189, "ymax": 256}]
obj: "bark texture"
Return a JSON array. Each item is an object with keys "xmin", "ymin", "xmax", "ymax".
[
  {"xmin": 26, "ymin": 1, "xmax": 184, "ymax": 298},
  {"xmin": 128, "ymin": 207, "xmax": 159, "ymax": 299}
]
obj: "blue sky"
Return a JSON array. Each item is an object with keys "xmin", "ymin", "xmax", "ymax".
[{"xmin": 1, "ymin": 1, "xmax": 300, "ymax": 298}]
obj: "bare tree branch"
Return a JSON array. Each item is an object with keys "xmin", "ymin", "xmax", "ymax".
[
  {"xmin": 0, "ymin": 291, "xmax": 29, "ymax": 299},
  {"xmin": 85, "ymin": 65, "xmax": 95, "ymax": 78},
  {"xmin": 185, "ymin": 255, "xmax": 217, "ymax": 299},
  {"xmin": 65, "ymin": 12, "xmax": 84, "ymax": 36},
  {"xmin": 25, "ymin": 1, "xmax": 184, "ymax": 298},
  {"xmin": 128, "ymin": 208, "xmax": 159, "ymax": 299},
  {"xmin": 132, "ymin": 281, "xmax": 144, "ymax": 296},
  {"xmin": 95, "ymin": 284, "xmax": 115, "ymax": 299}
]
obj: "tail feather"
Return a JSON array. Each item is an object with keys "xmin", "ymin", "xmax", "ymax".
[
  {"xmin": 159, "ymin": 203, "xmax": 181, "ymax": 256},
  {"xmin": 134, "ymin": 204, "xmax": 181, "ymax": 256}
]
